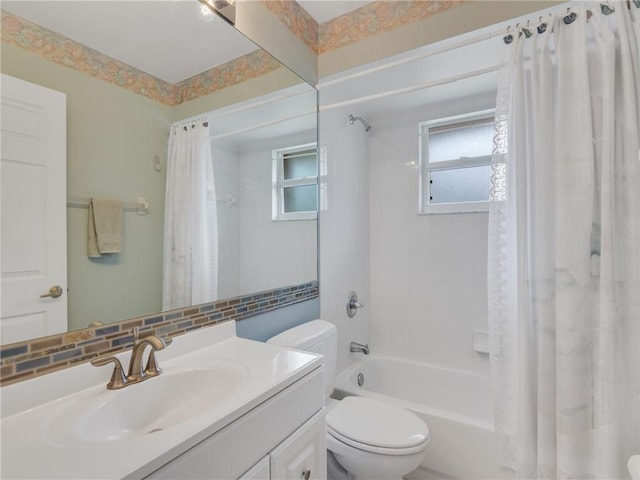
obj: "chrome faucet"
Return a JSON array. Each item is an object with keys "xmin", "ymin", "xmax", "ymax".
[
  {"xmin": 350, "ymin": 341, "xmax": 369, "ymax": 355},
  {"xmin": 91, "ymin": 327, "xmax": 171, "ymax": 389}
]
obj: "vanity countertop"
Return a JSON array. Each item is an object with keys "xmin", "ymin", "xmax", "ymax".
[{"xmin": 0, "ymin": 320, "xmax": 323, "ymax": 479}]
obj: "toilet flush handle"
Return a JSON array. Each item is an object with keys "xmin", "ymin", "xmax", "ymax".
[{"xmin": 301, "ymin": 468, "xmax": 311, "ymax": 480}]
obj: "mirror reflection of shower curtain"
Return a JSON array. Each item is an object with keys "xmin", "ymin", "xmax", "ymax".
[{"xmin": 162, "ymin": 120, "xmax": 218, "ymax": 310}]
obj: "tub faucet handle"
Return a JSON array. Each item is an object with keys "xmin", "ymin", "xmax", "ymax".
[{"xmin": 347, "ymin": 291, "xmax": 365, "ymax": 318}]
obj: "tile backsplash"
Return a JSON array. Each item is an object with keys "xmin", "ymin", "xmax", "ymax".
[{"xmin": 0, "ymin": 281, "xmax": 318, "ymax": 386}]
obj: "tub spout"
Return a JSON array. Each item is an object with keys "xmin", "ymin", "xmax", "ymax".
[{"xmin": 350, "ymin": 341, "xmax": 369, "ymax": 355}]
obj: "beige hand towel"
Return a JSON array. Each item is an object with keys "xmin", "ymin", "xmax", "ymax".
[{"xmin": 88, "ymin": 198, "xmax": 123, "ymax": 258}]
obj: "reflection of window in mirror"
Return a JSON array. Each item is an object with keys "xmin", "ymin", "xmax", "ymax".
[{"xmin": 272, "ymin": 143, "xmax": 318, "ymax": 221}]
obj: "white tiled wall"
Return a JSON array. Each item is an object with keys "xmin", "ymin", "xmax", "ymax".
[
  {"xmin": 238, "ymin": 130, "xmax": 318, "ymax": 294},
  {"xmin": 212, "ymin": 143, "xmax": 241, "ymax": 299},
  {"xmin": 318, "ymin": 34, "xmax": 502, "ymax": 376},
  {"xmin": 368, "ymin": 100, "xmax": 493, "ymax": 374},
  {"xmin": 212, "ymin": 129, "xmax": 317, "ymax": 300},
  {"xmin": 318, "ymin": 106, "xmax": 371, "ymax": 373}
]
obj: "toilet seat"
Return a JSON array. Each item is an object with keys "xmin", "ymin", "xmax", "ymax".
[{"xmin": 326, "ymin": 396, "xmax": 429, "ymax": 456}]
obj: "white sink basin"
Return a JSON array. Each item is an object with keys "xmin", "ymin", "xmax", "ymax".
[
  {"xmin": 1, "ymin": 322, "xmax": 323, "ymax": 480},
  {"xmin": 46, "ymin": 361, "xmax": 248, "ymax": 445}
]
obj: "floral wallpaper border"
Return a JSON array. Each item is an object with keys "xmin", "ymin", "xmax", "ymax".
[
  {"xmin": 262, "ymin": 0, "xmax": 319, "ymax": 53},
  {"xmin": 1, "ymin": 10, "xmax": 282, "ymax": 107},
  {"xmin": 3, "ymin": 2, "xmax": 468, "ymax": 107},
  {"xmin": 261, "ymin": 0, "xmax": 468, "ymax": 56}
]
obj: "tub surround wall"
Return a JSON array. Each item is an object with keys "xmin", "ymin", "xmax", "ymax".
[
  {"xmin": 0, "ymin": 281, "xmax": 318, "ymax": 386},
  {"xmin": 211, "ymin": 143, "xmax": 242, "ymax": 299},
  {"xmin": 369, "ymin": 100, "xmax": 494, "ymax": 375},
  {"xmin": 211, "ymin": 129, "xmax": 318, "ymax": 299},
  {"xmin": 318, "ymin": 107, "xmax": 371, "ymax": 373},
  {"xmin": 238, "ymin": 130, "xmax": 318, "ymax": 294}
]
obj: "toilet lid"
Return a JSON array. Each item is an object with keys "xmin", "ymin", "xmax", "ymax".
[{"xmin": 327, "ymin": 396, "xmax": 429, "ymax": 452}]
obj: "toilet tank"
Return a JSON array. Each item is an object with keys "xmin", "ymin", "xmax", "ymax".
[{"xmin": 267, "ymin": 319, "xmax": 337, "ymax": 399}]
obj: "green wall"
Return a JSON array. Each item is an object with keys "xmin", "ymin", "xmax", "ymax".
[
  {"xmin": 1, "ymin": 41, "xmax": 307, "ymax": 331},
  {"xmin": 2, "ymin": 43, "xmax": 171, "ymax": 330}
]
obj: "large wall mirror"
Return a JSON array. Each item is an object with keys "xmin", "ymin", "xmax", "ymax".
[{"xmin": 0, "ymin": 1, "xmax": 317, "ymax": 346}]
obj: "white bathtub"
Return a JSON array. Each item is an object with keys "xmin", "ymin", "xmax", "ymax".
[{"xmin": 332, "ymin": 355, "xmax": 514, "ymax": 480}]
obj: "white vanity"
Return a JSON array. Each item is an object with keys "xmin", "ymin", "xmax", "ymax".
[{"xmin": 0, "ymin": 320, "xmax": 326, "ymax": 479}]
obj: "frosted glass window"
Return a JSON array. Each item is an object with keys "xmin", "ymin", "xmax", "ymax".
[
  {"xmin": 428, "ymin": 123, "xmax": 494, "ymax": 162},
  {"xmin": 272, "ymin": 142, "xmax": 318, "ymax": 221},
  {"xmin": 419, "ymin": 111, "xmax": 494, "ymax": 214},
  {"xmin": 283, "ymin": 151, "xmax": 316, "ymax": 179},
  {"xmin": 284, "ymin": 185, "xmax": 318, "ymax": 212},
  {"xmin": 430, "ymin": 165, "xmax": 491, "ymax": 204}
]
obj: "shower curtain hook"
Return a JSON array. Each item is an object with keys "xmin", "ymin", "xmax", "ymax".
[
  {"xmin": 503, "ymin": 25, "xmax": 514, "ymax": 45},
  {"xmin": 563, "ymin": 9, "xmax": 577, "ymax": 24},
  {"xmin": 537, "ymin": 15, "xmax": 548, "ymax": 34},
  {"xmin": 600, "ymin": 2, "xmax": 615, "ymax": 15}
]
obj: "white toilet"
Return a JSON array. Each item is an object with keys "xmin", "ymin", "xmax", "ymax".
[{"xmin": 267, "ymin": 320, "xmax": 429, "ymax": 480}]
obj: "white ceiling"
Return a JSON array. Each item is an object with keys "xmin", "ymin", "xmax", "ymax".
[{"xmin": 1, "ymin": 0, "xmax": 372, "ymax": 84}]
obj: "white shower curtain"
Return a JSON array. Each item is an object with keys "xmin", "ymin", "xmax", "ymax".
[
  {"xmin": 162, "ymin": 120, "xmax": 218, "ymax": 310},
  {"xmin": 488, "ymin": 3, "xmax": 639, "ymax": 479}
]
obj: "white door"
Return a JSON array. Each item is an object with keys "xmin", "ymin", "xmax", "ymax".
[{"xmin": 1, "ymin": 74, "xmax": 67, "ymax": 344}]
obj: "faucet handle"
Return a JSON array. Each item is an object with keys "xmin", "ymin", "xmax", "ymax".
[
  {"xmin": 91, "ymin": 356, "xmax": 128, "ymax": 389},
  {"xmin": 143, "ymin": 336, "xmax": 172, "ymax": 376},
  {"xmin": 144, "ymin": 350, "xmax": 162, "ymax": 376}
]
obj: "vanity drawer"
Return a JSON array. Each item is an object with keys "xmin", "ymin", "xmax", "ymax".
[{"xmin": 145, "ymin": 366, "xmax": 324, "ymax": 480}]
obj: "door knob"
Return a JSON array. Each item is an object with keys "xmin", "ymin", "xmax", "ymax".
[{"xmin": 40, "ymin": 285, "xmax": 63, "ymax": 298}]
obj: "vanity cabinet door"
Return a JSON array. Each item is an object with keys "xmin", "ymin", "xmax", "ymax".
[
  {"xmin": 270, "ymin": 409, "xmax": 326, "ymax": 480},
  {"xmin": 239, "ymin": 455, "xmax": 270, "ymax": 480}
]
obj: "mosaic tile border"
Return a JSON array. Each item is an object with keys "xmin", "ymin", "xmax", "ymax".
[
  {"xmin": 1, "ymin": 10, "xmax": 283, "ymax": 107},
  {"xmin": 0, "ymin": 281, "xmax": 318, "ymax": 387}
]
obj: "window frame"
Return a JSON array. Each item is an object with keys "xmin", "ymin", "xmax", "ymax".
[
  {"xmin": 272, "ymin": 142, "xmax": 318, "ymax": 221},
  {"xmin": 418, "ymin": 109, "xmax": 495, "ymax": 215}
]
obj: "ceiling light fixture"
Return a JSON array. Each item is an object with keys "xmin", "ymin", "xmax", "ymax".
[{"xmin": 198, "ymin": 0, "xmax": 236, "ymax": 26}]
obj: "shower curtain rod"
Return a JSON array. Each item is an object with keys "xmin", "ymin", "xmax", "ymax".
[
  {"xmin": 320, "ymin": 64, "xmax": 500, "ymax": 112},
  {"xmin": 207, "ymin": 109, "xmax": 317, "ymax": 140},
  {"xmin": 317, "ymin": 26, "xmax": 505, "ymax": 89},
  {"xmin": 318, "ymin": 1, "xmax": 639, "ymax": 90}
]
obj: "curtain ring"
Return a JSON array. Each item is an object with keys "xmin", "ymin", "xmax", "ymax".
[
  {"xmin": 503, "ymin": 25, "xmax": 514, "ymax": 45},
  {"xmin": 600, "ymin": 3, "xmax": 615, "ymax": 15},
  {"xmin": 563, "ymin": 11, "xmax": 577, "ymax": 24}
]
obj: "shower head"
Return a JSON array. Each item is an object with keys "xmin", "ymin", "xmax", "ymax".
[{"xmin": 349, "ymin": 114, "xmax": 372, "ymax": 132}]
